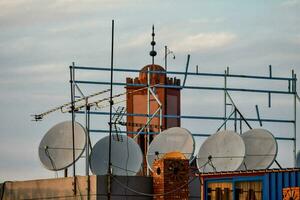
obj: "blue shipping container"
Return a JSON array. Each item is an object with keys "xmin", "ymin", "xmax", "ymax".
[{"xmin": 201, "ymin": 168, "xmax": 300, "ymax": 200}]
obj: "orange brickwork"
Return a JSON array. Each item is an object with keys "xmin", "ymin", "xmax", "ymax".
[{"xmin": 152, "ymin": 157, "xmax": 189, "ymax": 200}]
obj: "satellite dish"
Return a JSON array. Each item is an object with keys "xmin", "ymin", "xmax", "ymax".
[
  {"xmin": 90, "ymin": 135, "xmax": 143, "ymax": 176},
  {"xmin": 297, "ymin": 151, "xmax": 300, "ymax": 168},
  {"xmin": 197, "ymin": 130, "xmax": 245, "ymax": 173},
  {"xmin": 39, "ymin": 121, "xmax": 86, "ymax": 171},
  {"xmin": 239, "ymin": 128, "xmax": 278, "ymax": 170},
  {"xmin": 146, "ymin": 127, "xmax": 195, "ymax": 172}
]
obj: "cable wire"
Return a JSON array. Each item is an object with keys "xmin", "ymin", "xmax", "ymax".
[
  {"xmin": 111, "ymin": 174, "xmax": 198, "ymax": 197},
  {"xmin": 45, "ymin": 147, "xmax": 58, "ymax": 178}
]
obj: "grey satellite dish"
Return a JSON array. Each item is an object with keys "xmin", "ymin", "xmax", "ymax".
[
  {"xmin": 197, "ymin": 130, "xmax": 245, "ymax": 173},
  {"xmin": 297, "ymin": 151, "xmax": 300, "ymax": 168},
  {"xmin": 39, "ymin": 121, "xmax": 86, "ymax": 171},
  {"xmin": 239, "ymin": 128, "xmax": 278, "ymax": 170},
  {"xmin": 146, "ymin": 127, "xmax": 195, "ymax": 172},
  {"xmin": 90, "ymin": 135, "xmax": 143, "ymax": 176}
]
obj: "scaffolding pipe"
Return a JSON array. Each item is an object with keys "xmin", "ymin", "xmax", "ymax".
[
  {"xmin": 89, "ymin": 129, "xmax": 295, "ymax": 141},
  {"xmin": 74, "ymin": 80, "xmax": 293, "ymax": 95},
  {"xmin": 292, "ymin": 70, "xmax": 297, "ymax": 166},
  {"xmin": 69, "ymin": 62, "xmax": 76, "ymax": 195},
  {"xmin": 224, "ymin": 68, "xmax": 228, "ymax": 130},
  {"xmin": 72, "ymin": 66, "xmax": 296, "ymax": 81},
  {"xmin": 75, "ymin": 111, "xmax": 294, "ymax": 123}
]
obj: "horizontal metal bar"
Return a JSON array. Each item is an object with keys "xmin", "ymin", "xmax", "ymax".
[
  {"xmin": 75, "ymin": 81, "xmax": 293, "ymax": 95},
  {"xmin": 73, "ymin": 66, "xmax": 295, "ymax": 81},
  {"xmin": 77, "ymin": 111, "xmax": 295, "ymax": 123},
  {"xmin": 89, "ymin": 129, "xmax": 294, "ymax": 140},
  {"xmin": 275, "ymin": 137, "xmax": 295, "ymax": 141}
]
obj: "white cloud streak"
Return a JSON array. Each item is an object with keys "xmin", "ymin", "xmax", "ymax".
[{"xmin": 171, "ymin": 32, "xmax": 237, "ymax": 53}]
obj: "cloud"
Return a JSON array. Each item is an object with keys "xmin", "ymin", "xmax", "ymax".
[
  {"xmin": 171, "ymin": 32, "xmax": 237, "ymax": 53},
  {"xmin": 0, "ymin": 0, "xmax": 136, "ymax": 28},
  {"xmin": 281, "ymin": 0, "xmax": 300, "ymax": 6},
  {"xmin": 294, "ymin": 35, "xmax": 300, "ymax": 44},
  {"xmin": 120, "ymin": 32, "xmax": 149, "ymax": 49},
  {"xmin": 188, "ymin": 18, "xmax": 225, "ymax": 24}
]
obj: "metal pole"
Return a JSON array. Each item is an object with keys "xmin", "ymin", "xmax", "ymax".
[
  {"xmin": 147, "ymin": 64, "xmax": 150, "ymax": 176},
  {"xmin": 87, "ymin": 105, "xmax": 91, "ymax": 200},
  {"xmin": 147, "ymin": 25, "xmax": 156, "ymax": 176},
  {"xmin": 70, "ymin": 62, "xmax": 76, "ymax": 195},
  {"xmin": 268, "ymin": 65, "xmax": 272, "ymax": 108},
  {"xmin": 164, "ymin": 45, "xmax": 167, "ymax": 71},
  {"xmin": 234, "ymin": 109, "xmax": 237, "ymax": 132},
  {"xmin": 85, "ymin": 101, "xmax": 90, "ymax": 176},
  {"xmin": 64, "ymin": 169, "xmax": 68, "ymax": 177},
  {"xmin": 164, "ymin": 45, "xmax": 168, "ymax": 129},
  {"xmin": 224, "ymin": 69, "xmax": 227, "ymax": 130},
  {"xmin": 292, "ymin": 70, "xmax": 297, "ymax": 166},
  {"xmin": 107, "ymin": 19, "xmax": 114, "ymax": 200}
]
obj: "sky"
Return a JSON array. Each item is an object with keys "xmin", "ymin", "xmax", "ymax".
[{"xmin": 0, "ymin": 0, "xmax": 300, "ymax": 182}]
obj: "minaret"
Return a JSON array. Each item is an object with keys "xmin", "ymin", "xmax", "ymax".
[{"xmin": 126, "ymin": 26, "xmax": 181, "ymax": 175}]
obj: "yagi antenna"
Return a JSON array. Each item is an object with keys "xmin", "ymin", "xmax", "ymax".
[{"xmin": 32, "ymin": 88, "xmax": 110, "ymax": 121}]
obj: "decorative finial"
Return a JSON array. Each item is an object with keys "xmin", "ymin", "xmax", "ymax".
[{"xmin": 150, "ymin": 25, "xmax": 157, "ymax": 62}]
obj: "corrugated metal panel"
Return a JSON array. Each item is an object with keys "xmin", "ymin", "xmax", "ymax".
[
  {"xmin": 263, "ymin": 170, "xmax": 300, "ymax": 200},
  {"xmin": 202, "ymin": 169, "xmax": 300, "ymax": 200}
]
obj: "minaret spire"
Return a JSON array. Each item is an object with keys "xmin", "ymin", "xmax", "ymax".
[{"xmin": 149, "ymin": 25, "xmax": 157, "ymax": 65}]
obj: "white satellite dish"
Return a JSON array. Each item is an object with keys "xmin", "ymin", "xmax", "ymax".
[
  {"xmin": 239, "ymin": 128, "xmax": 278, "ymax": 170},
  {"xmin": 39, "ymin": 121, "xmax": 86, "ymax": 171},
  {"xmin": 146, "ymin": 127, "xmax": 195, "ymax": 172},
  {"xmin": 90, "ymin": 135, "xmax": 143, "ymax": 176},
  {"xmin": 197, "ymin": 130, "xmax": 245, "ymax": 173}
]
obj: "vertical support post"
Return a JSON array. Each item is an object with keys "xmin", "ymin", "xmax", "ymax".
[
  {"xmin": 234, "ymin": 109, "xmax": 237, "ymax": 132},
  {"xmin": 182, "ymin": 54, "xmax": 190, "ymax": 87},
  {"xmin": 269, "ymin": 65, "xmax": 272, "ymax": 77},
  {"xmin": 239, "ymin": 117, "xmax": 242, "ymax": 134},
  {"xmin": 145, "ymin": 64, "xmax": 150, "ymax": 176},
  {"xmin": 159, "ymin": 106, "xmax": 162, "ymax": 133},
  {"xmin": 85, "ymin": 102, "xmax": 90, "ymax": 176},
  {"xmin": 164, "ymin": 46, "xmax": 168, "ymax": 130},
  {"xmin": 164, "ymin": 45, "xmax": 167, "ymax": 71},
  {"xmin": 292, "ymin": 70, "xmax": 297, "ymax": 166},
  {"xmin": 86, "ymin": 105, "xmax": 91, "ymax": 200},
  {"xmin": 224, "ymin": 69, "xmax": 228, "ymax": 130},
  {"xmin": 70, "ymin": 62, "xmax": 76, "ymax": 195},
  {"xmin": 64, "ymin": 168, "xmax": 68, "ymax": 177},
  {"xmin": 147, "ymin": 25, "xmax": 157, "ymax": 176},
  {"xmin": 268, "ymin": 92, "xmax": 271, "ymax": 108},
  {"xmin": 268, "ymin": 65, "xmax": 272, "ymax": 108},
  {"xmin": 107, "ymin": 19, "xmax": 114, "ymax": 200}
]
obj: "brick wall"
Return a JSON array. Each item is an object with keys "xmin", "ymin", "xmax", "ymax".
[{"xmin": 152, "ymin": 158, "xmax": 189, "ymax": 200}]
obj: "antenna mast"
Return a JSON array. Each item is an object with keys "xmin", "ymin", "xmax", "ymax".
[{"xmin": 147, "ymin": 25, "xmax": 157, "ymax": 175}]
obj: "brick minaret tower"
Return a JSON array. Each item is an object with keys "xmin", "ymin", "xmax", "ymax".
[
  {"xmin": 126, "ymin": 26, "xmax": 181, "ymax": 175},
  {"xmin": 126, "ymin": 64, "xmax": 181, "ymax": 174}
]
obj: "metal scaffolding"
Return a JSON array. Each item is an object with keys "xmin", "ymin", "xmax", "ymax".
[{"xmin": 68, "ymin": 64, "xmax": 298, "ymax": 167}]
